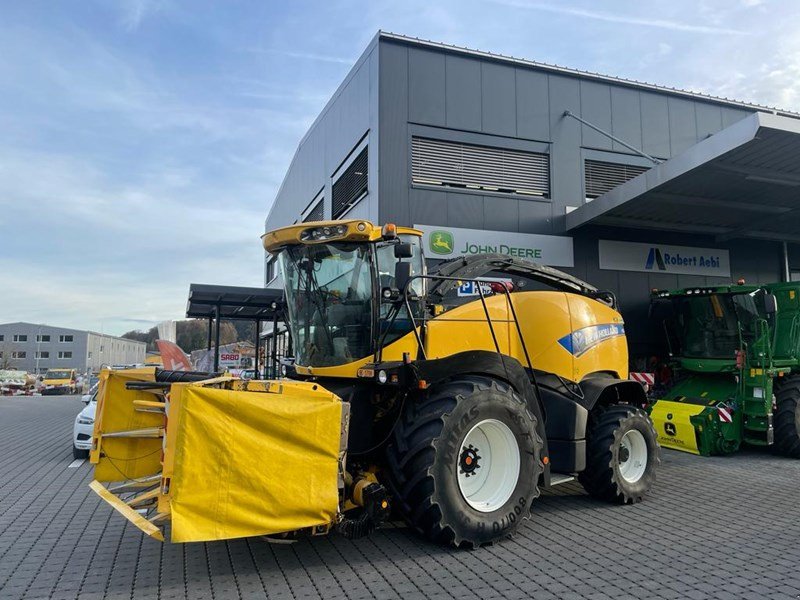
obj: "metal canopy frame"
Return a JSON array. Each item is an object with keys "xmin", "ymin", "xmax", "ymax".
[
  {"xmin": 186, "ymin": 284, "xmax": 284, "ymax": 374},
  {"xmin": 565, "ymin": 112, "xmax": 800, "ymax": 243}
]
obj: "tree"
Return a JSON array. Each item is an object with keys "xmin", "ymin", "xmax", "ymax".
[{"xmin": 0, "ymin": 342, "xmax": 20, "ymax": 370}]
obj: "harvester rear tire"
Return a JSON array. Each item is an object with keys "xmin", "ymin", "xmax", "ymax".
[
  {"xmin": 578, "ymin": 404, "xmax": 659, "ymax": 504},
  {"xmin": 773, "ymin": 377, "xmax": 800, "ymax": 458},
  {"xmin": 385, "ymin": 376, "xmax": 543, "ymax": 548}
]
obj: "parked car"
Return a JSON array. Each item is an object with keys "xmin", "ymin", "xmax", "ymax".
[
  {"xmin": 239, "ymin": 369, "xmax": 257, "ymax": 380},
  {"xmin": 42, "ymin": 368, "xmax": 78, "ymax": 395},
  {"xmin": 73, "ymin": 392, "xmax": 96, "ymax": 459},
  {"xmin": 81, "ymin": 382, "xmax": 99, "ymax": 404}
]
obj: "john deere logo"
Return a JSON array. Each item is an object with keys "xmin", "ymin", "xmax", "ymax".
[
  {"xmin": 429, "ymin": 231, "xmax": 454, "ymax": 255},
  {"xmin": 645, "ymin": 247, "xmax": 666, "ymax": 271},
  {"xmin": 664, "ymin": 422, "xmax": 677, "ymax": 437}
]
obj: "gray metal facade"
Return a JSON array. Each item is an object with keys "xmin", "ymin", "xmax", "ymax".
[
  {"xmin": 265, "ymin": 32, "xmax": 799, "ymax": 357},
  {"xmin": 0, "ymin": 322, "xmax": 146, "ymax": 374}
]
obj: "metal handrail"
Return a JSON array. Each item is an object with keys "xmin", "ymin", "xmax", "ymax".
[{"xmin": 396, "ymin": 274, "xmax": 537, "ymax": 386}]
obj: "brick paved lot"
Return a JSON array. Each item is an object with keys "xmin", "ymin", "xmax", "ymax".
[{"xmin": 1, "ymin": 395, "xmax": 799, "ymax": 600}]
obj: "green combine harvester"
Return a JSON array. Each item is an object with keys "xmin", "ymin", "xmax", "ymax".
[{"xmin": 648, "ymin": 281, "xmax": 800, "ymax": 457}]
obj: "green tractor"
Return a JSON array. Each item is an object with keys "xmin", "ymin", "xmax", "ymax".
[{"xmin": 647, "ymin": 281, "xmax": 800, "ymax": 457}]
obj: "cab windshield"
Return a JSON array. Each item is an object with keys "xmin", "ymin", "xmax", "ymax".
[
  {"xmin": 672, "ymin": 292, "xmax": 766, "ymax": 359},
  {"xmin": 280, "ymin": 242, "xmax": 374, "ymax": 367},
  {"xmin": 45, "ymin": 370, "xmax": 72, "ymax": 380}
]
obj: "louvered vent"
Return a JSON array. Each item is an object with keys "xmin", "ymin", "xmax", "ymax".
[
  {"xmin": 332, "ymin": 148, "xmax": 368, "ymax": 219},
  {"xmin": 411, "ymin": 137, "xmax": 550, "ymax": 197},
  {"xmin": 584, "ymin": 159, "xmax": 650, "ymax": 198},
  {"xmin": 303, "ymin": 199, "xmax": 325, "ymax": 223}
]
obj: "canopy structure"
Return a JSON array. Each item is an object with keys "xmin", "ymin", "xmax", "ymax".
[
  {"xmin": 186, "ymin": 284, "xmax": 284, "ymax": 373},
  {"xmin": 566, "ymin": 112, "xmax": 800, "ymax": 243}
]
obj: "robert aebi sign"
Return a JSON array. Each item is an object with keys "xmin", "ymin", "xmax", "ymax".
[
  {"xmin": 600, "ymin": 240, "xmax": 730, "ymax": 277},
  {"xmin": 415, "ymin": 224, "xmax": 574, "ymax": 268}
]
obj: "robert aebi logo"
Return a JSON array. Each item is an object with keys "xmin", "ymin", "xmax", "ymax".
[
  {"xmin": 645, "ymin": 247, "xmax": 666, "ymax": 271},
  {"xmin": 429, "ymin": 230, "xmax": 454, "ymax": 255}
]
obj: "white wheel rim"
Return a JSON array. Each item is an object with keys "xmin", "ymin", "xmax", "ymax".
[
  {"xmin": 618, "ymin": 429, "xmax": 648, "ymax": 483},
  {"xmin": 456, "ymin": 418, "xmax": 520, "ymax": 513}
]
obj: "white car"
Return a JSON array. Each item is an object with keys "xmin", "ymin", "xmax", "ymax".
[
  {"xmin": 73, "ymin": 392, "xmax": 96, "ymax": 459},
  {"xmin": 80, "ymin": 382, "xmax": 99, "ymax": 404}
]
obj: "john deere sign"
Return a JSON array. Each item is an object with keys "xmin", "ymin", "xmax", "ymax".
[
  {"xmin": 599, "ymin": 240, "xmax": 730, "ymax": 277},
  {"xmin": 414, "ymin": 225, "xmax": 574, "ymax": 267}
]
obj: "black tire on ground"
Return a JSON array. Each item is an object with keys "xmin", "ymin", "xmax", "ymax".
[
  {"xmin": 385, "ymin": 376, "xmax": 543, "ymax": 548},
  {"xmin": 73, "ymin": 446, "xmax": 89, "ymax": 460},
  {"xmin": 773, "ymin": 377, "xmax": 800, "ymax": 458},
  {"xmin": 578, "ymin": 404, "xmax": 660, "ymax": 504}
]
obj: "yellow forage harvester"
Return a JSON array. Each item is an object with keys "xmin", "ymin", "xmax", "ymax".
[{"xmin": 91, "ymin": 220, "xmax": 661, "ymax": 547}]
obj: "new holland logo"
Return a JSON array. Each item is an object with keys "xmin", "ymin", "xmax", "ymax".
[
  {"xmin": 645, "ymin": 247, "xmax": 667, "ymax": 271},
  {"xmin": 429, "ymin": 231, "xmax": 454, "ymax": 255}
]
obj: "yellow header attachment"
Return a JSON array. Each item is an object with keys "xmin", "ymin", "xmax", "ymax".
[
  {"xmin": 90, "ymin": 368, "xmax": 349, "ymax": 543},
  {"xmin": 262, "ymin": 220, "xmax": 421, "ymax": 253}
]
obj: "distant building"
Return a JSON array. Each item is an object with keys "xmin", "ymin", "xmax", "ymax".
[{"xmin": 0, "ymin": 322, "xmax": 146, "ymax": 374}]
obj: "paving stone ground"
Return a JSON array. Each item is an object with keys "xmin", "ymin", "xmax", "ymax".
[{"xmin": 1, "ymin": 394, "xmax": 799, "ymax": 600}]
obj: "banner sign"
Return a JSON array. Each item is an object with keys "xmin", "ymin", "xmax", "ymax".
[
  {"xmin": 414, "ymin": 224, "xmax": 574, "ymax": 267},
  {"xmin": 599, "ymin": 240, "xmax": 730, "ymax": 277},
  {"xmin": 456, "ymin": 277, "xmax": 513, "ymax": 297}
]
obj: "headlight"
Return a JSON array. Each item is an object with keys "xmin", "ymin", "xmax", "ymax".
[
  {"xmin": 300, "ymin": 224, "xmax": 348, "ymax": 242},
  {"xmin": 77, "ymin": 417, "xmax": 94, "ymax": 425},
  {"xmin": 377, "ymin": 370, "xmax": 388, "ymax": 384}
]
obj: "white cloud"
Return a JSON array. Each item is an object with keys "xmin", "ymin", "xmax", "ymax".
[{"xmin": 488, "ymin": 0, "xmax": 750, "ymax": 35}]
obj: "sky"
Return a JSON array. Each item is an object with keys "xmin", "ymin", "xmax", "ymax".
[{"xmin": 1, "ymin": 0, "xmax": 798, "ymax": 336}]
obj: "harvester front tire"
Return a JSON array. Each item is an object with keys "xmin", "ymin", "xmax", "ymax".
[
  {"xmin": 774, "ymin": 378, "xmax": 800, "ymax": 458},
  {"xmin": 385, "ymin": 376, "xmax": 543, "ymax": 548},
  {"xmin": 578, "ymin": 404, "xmax": 659, "ymax": 504}
]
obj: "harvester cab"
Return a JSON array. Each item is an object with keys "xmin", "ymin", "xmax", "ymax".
[
  {"xmin": 90, "ymin": 220, "xmax": 661, "ymax": 548},
  {"xmin": 648, "ymin": 283, "xmax": 800, "ymax": 457}
]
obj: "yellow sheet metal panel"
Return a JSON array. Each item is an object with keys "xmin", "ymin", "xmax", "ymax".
[
  {"xmin": 166, "ymin": 385, "xmax": 345, "ymax": 543},
  {"xmin": 649, "ymin": 400, "xmax": 702, "ymax": 454},
  {"xmin": 426, "ymin": 294, "xmax": 511, "ymax": 358},
  {"xmin": 566, "ymin": 294, "xmax": 628, "ymax": 381},
  {"xmin": 92, "ymin": 368, "xmax": 164, "ymax": 482},
  {"xmin": 508, "ymin": 291, "xmax": 574, "ymax": 378},
  {"xmin": 293, "ymin": 331, "xmax": 420, "ymax": 379}
]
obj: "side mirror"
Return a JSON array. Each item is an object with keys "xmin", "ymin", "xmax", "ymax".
[
  {"xmin": 394, "ymin": 243, "xmax": 413, "ymax": 259},
  {"xmin": 395, "ymin": 261, "xmax": 412, "ymax": 292},
  {"xmin": 764, "ymin": 293, "xmax": 778, "ymax": 315}
]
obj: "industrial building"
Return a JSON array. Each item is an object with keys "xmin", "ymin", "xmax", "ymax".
[
  {"xmin": 265, "ymin": 31, "xmax": 800, "ymax": 359},
  {"xmin": 0, "ymin": 322, "xmax": 146, "ymax": 374}
]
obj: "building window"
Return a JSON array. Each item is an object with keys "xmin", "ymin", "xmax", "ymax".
[
  {"xmin": 88, "ymin": 351, "xmax": 92, "ymax": 359},
  {"xmin": 411, "ymin": 136, "xmax": 550, "ymax": 197},
  {"xmin": 11, "ymin": 351, "xmax": 26, "ymax": 359},
  {"xmin": 0, "ymin": 335, "xmax": 4, "ymax": 342},
  {"xmin": 266, "ymin": 255, "xmax": 278, "ymax": 283},
  {"xmin": 58, "ymin": 351, "xmax": 73, "ymax": 359},
  {"xmin": 584, "ymin": 159, "xmax": 650, "ymax": 199},
  {"xmin": 303, "ymin": 199, "xmax": 325, "ymax": 223},
  {"xmin": 13, "ymin": 334, "xmax": 27, "ymax": 342},
  {"xmin": 36, "ymin": 334, "xmax": 50, "ymax": 343},
  {"xmin": 35, "ymin": 351, "xmax": 49, "ymax": 359},
  {"xmin": 100, "ymin": 345, "xmax": 104, "ymax": 352},
  {"xmin": 59, "ymin": 335, "xmax": 74, "ymax": 343},
  {"xmin": 332, "ymin": 147, "xmax": 368, "ymax": 219}
]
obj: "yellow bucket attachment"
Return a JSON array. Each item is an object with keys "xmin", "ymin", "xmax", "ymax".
[
  {"xmin": 90, "ymin": 370, "xmax": 349, "ymax": 543},
  {"xmin": 648, "ymin": 399, "xmax": 704, "ymax": 455}
]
